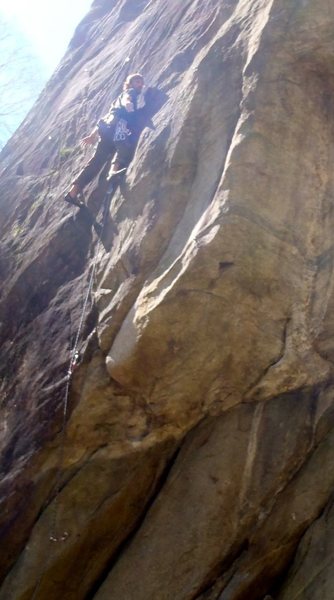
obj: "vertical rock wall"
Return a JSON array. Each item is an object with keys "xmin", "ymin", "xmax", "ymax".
[{"xmin": 0, "ymin": 0, "xmax": 334, "ymax": 598}]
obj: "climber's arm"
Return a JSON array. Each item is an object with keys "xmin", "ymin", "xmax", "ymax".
[
  {"xmin": 81, "ymin": 127, "xmax": 99, "ymax": 146},
  {"xmin": 119, "ymin": 90, "xmax": 136, "ymax": 112}
]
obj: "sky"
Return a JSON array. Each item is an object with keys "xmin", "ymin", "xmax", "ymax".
[
  {"xmin": 0, "ymin": 0, "xmax": 92, "ymax": 71},
  {"xmin": 0, "ymin": 0, "xmax": 92, "ymax": 145}
]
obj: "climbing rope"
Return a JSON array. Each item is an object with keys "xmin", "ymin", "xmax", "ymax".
[
  {"xmin": 29, "ymin": 53, "xmax": 139, "ymax": 598},
  {"xmin": 29, "ymin": 179, "xmax": 117, "ymax": 599}
]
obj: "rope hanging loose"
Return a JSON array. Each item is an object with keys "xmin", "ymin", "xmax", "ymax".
[
  {"xmin": 29, "ymin": 55, "xmax": 138, "ymax": 597},
  {"xmin": 30, "ymin": 174, "xmax": 118, "ymax": 600}
]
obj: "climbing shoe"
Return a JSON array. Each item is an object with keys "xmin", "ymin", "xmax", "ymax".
[{"xmin": 64, "ymin": 192, "xmax": 84, "ymax": 208}]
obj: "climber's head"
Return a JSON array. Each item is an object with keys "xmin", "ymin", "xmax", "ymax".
[{"xmin": 123, "ymin": 73, "xmax": 144, "ymax": 93}]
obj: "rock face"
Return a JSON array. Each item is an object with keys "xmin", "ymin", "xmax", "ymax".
[{"xmin": 1, "ymin": 0, "xmax": 334, "ymax": 598}]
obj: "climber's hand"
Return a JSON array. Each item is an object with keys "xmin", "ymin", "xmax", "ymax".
[{"xmin": 81, "ymin": 131, "xmax": 98, "ymax": 146}]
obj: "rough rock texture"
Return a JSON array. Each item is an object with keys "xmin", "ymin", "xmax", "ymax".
[
  {"xmin": 1, "ymin": 0, "xmax": 334, "ymax": 598},
  {"xmin": 276, "ymin": 496, "xmax": 334, "ymax": 600}
]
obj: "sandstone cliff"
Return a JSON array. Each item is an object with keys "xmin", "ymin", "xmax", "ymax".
[{"xmin": 0, "ymin": 0, "xmax": 334, "ymax": 598}]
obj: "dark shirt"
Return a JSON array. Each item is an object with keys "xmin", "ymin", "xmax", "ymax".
[{"xmin": 107, "ymin": 88, "xmax": 141, "ymax": 129}]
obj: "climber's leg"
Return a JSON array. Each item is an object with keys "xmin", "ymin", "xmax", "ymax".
[
  {"xmin": 66, "ymin": 140, "xmax": 113, "ymax": 200},
  {"xmin": 107, "ymin": 139, "xmax": 135, "ymax": 180}
]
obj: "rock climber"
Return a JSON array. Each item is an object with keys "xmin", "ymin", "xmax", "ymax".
[{"xmin": 64, "ymin": 73, "xmax": 145, "ymax": 207}]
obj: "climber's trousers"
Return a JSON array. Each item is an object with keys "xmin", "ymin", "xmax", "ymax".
[{"xmin": 73, "ymin": 137, "xmax": 135, "ymax": 191}]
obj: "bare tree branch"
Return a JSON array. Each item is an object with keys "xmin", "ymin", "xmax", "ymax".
[{"xmin": 0, "ymin": 15, "xmax": 46, "ymax": 148}]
